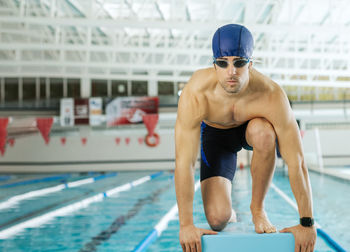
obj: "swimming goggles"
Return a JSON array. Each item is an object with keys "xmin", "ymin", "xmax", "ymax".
[{"xmin": 213, "ymin": 57, "xmax": 250, "ymax": 68}]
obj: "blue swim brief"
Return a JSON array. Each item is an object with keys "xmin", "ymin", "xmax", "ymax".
[{"xmin": 200, "ymin": 121, "xmax": 253, "ymax": 182}]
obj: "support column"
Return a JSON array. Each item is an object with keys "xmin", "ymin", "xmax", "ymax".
[
  {"xmin": 46, "ymin": 77, "xmax": 50, "ymax": 99},
  {"xmin": 148, "ymin": 79, "xmax": 158, "ymax": 96},
  {"xmin": 0, "ymin": 78, "xmax": 4, "ymax": 104},
  {"xmin": 148, "ymin": 71, "xmax": 158, "ymax": 96},
  {"xmin": 81, "ymin": 77, "xmax": 91, "ymax": 98},
  {"xmin": 107, "ymin": 79, "xmax": 112, "ymax": 97},
  {"xmin": 127, "ymin": 80, "xmax": 132, "ymax": 96},
  {"xmin": 63, "ymin": 78, "xmax": 67, "ymax": 97},
  {"xmin": 18, "ymin": 77, "xmax": 23, "ymax": 105}
]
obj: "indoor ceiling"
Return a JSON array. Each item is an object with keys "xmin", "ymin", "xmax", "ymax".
[{"xmin": 0, "ymin": 0, "xmax": 349, "ymax": 87}]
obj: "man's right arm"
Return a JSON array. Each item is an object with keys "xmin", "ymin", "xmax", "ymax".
[
  {"xmin": 175, "ymin": 89, "xmax": 201, "ymax": 228},
  {"xmin": 175, "ymin": 82, "xmax": 217, "ymax": 252}
]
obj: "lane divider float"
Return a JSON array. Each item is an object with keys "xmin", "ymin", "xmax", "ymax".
[
  {"xmin": 132, "ymin": 179, "xmax": 201, "ymax": 252},
  {"xmin": 0, "ymin": 173, "xmax": 118, "ymax": 211},
  {"xmin": 0, "ymin": 171, "xmax": 163, "ymax": 239},
  {"xmin": 0, "ymin": 174, "xmax": 71, "ymax": 188}
]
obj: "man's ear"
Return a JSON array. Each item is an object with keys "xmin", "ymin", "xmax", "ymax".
[{"xmin": 248, "ymin": 61, "xmax": 252, "ymax": 70}]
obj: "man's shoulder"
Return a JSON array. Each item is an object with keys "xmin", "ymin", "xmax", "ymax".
[
  {"xmin": 250, "ymin": 68, "xmax": 284, "ymax": 95},
  {"xmin": 188, "ymin": 67, "xmax": 216, "ymax": 90}
]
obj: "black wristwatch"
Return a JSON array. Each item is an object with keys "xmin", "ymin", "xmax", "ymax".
[{"xmin": 300, "ymin": 217, "xmax": 314, "ymax": 227}]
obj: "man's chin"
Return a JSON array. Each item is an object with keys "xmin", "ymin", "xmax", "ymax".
[{"xmin": 224, "ymin": 87, "xmax": 240, "ymax": 94}]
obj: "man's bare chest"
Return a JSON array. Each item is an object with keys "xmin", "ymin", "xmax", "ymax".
[{"xmin": 204, "ymin": 100, "xmax": 250, "ymax": 128}]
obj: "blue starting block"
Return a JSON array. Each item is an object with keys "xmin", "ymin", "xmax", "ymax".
[{"xmin": 200, "ymin": 222, "xmax": 295, "ymax": 252}]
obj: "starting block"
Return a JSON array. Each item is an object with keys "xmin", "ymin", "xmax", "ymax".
[{"xmin": 200, "ymin": 222, "xmax": 295, "ymax": 252}]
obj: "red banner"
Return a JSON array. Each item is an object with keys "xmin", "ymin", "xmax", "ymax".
[{"xmin": 106, "ymin": 97, "xmax": 159, "ymax": 126}]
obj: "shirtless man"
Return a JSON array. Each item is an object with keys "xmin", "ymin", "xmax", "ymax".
[{"xmin": 175, "ymin": 24, "xmax": 317, "ymax": 252}]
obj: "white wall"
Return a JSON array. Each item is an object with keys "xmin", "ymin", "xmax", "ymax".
[
  {"xmin": 0, "ymin": 127, "xmax": 177, "ymax": 173},
  {"xmin": 303, "ymin": 128, "xmax": 350, "ymax": 167}
]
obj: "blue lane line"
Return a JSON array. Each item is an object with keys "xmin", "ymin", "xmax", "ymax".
[
  {"xmin": 0, "ymin": 171, "xmax": 166, "ymax": 239},
  {"xmin": 317, "ymin": 228, "xmax": 346, "ymax": 252},
  {"xmin": 79, "ymin": 174, "xmax": 172, "ymax": 252},
  {"xmin": 150, "ymin": 171, "xmax": 164, "ymax": 179},
  {"xmin": 93, "ymin": 172, "xmax": 118, "ymax": 181},
  {"xmin": 132, "ymin": 179, "xmax": 199, "ymax": 252},
  {"xmin": 133, "ymin": 229, "xmax": 158, "ymax": 252},
  {"xmin": 0, "ymin": 176, "xmax": 11, "ymax": 182},
  {"xmin": 271, "ymin": 183, "xmax": 346, "ymax": 252},
  {"xmin": 0, "ymin": 174, "xmax": 71, "ymax": 188}
]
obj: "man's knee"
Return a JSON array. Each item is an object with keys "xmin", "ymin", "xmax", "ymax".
[
  {"xmin": 246, "ymin": 118, "xmax": 276, "ymax": 152},
  {"xmin": 206, "ymin": 207, "xmax": 231, "ymax": 231}
]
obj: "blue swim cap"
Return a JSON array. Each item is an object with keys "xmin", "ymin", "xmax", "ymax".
[{"xmin": 212, "ymin": 24, "xmax": 254, "ymax": 59}]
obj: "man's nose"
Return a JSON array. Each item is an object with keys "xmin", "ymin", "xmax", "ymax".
[{"xmin": 227, "ymin": 63, "xmax": 237, "ymax": 75}]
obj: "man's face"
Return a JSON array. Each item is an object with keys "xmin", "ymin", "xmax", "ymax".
[{"xmin": 214, "ymin": 56, "xmax": 251, "ymax": 94}]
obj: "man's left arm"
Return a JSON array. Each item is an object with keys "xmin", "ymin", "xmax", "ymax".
[{"xmin": 266, "ymin": 89, "xmax": 317, "ymax": 252}]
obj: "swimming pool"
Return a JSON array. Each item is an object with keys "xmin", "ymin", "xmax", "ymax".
[{"xmin": 0, "ymin": 168, "xmax": 348, "ymax": 251}]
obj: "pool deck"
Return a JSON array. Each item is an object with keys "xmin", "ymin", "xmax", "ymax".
[
  {"xmin": 309, "ymin": 166, "xmax": 350, "ymax": 181},
  {"xmin": 199, "ymin": 222, "xmax": 295, "ymax": 252}
]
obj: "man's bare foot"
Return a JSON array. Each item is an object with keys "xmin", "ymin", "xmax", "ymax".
[
  {"xmin": 229, "ymin": 208, "xmax": 237, "ymax": 223},
  {"xmin": 251, "ymin": 209, "xmax": 276, "ymax": 233}
]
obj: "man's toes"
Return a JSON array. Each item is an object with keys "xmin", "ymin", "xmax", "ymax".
[
  {"xmin": 265, "ymin": 225, "xmax": 276, "ymax": 233},
  {"xmin": 255, "ymin": 225, "xmax": 264, "ymax": 234},
  {"xmin": 266, "ymin": 227, "xmax": 273, "ymax": 233}
]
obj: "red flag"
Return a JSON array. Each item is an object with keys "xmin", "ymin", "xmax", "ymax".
[
  {"xmin": 0, "ymin": 147, "xmax": 5, "ymax": 156},
  {"xmin": 142, "ymin": 114, "xmax": 159, "ymax": 136},
  {"xmin": 81, "ymin": 137, "xmax": 87, "ymax": 146},
  {"xmin": 8, "ymin": 138, "xmax": 15, "ymax": 147},
  {"xmin": 115, "ymin": 137, "xmax": 121, "ymax": 145},
  {"xmin": 60, "ymin": 137, "xmax": 66, "ymax": 145},
  {"xmin": 36, "ymin": 118, "xmax": 54, "ymax": 144},
  {"xmin": 0, "ymin": 118, "xmax": 9, "ymax": 152},
  {"xmin": 138, "ymin": 137, "xmax": 144, "ymax": 145},
  {"xmin": 125, "ymin": 137, "xmax": 130, "ymax": 145}
]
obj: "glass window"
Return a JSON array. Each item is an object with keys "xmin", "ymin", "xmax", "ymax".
[
  {"xmin": 111, "ymin": 80, "xmax": 127, "ymax": 97},
  {"xmin": 91, "ymin": 79, "xmax": 107, "ymax": 97},
  {"xmin": 22, "ymin": 78, "xmax": 36, "ymax": 100},
  {"xmin": 158, "ymin": 81, "xmax": 174, "ymax": 95},
  {"xmin": 67, "ymin": 79, "xmax": 80, "ymax": 98},
  {"xmin": 50, "ymin": 78, "xmax": 63, "ymax": 99},
  {"xmin": 131, "ymin": 81, "xmax": 147, "ymax": 96},
  {"xmin": 40, "ymin": 78, "xmax": 46, "ymax": 99},
  {"xmin": 5, "ymin": 78, "xmax": 18, "ymax": 102}
]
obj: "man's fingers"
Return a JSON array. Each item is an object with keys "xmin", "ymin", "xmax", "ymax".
[
  {"xmin": 200, "ymin": 228, "xmax": 218, "ymax": 235},
  {"xmin": 305, "ymin": 243, "xmax": 311, "ymax": 252},
  {"xmin": 190, "ymin": 243, "xmax": 196, "ymax": 252},
  {"xmin": 196, "ymin": 241, "xmax": 202, "ymax": 252},
  {"xmin": 301, "ymin": 243, "xmax": 307, "ymax": 252},
  {"xmin": 279, "ymin": 227, "xmax": 290, "ymax": 233},
  {"xmin": 294, "ymin": 244, "xmax": 299, "ymax": 252},
  {"xmin": 311, "ymin": 242, "xmax": 315, "ymax": 252}
]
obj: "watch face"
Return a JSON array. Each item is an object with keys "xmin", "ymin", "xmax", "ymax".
[{"xmin": 300, "ymin": 217, "xmax": 314, "ymax": 227}]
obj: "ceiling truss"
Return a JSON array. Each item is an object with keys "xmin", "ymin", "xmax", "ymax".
[{"xmin": 0, "ymin": 0, "xmax": 349, "ymax": 87}]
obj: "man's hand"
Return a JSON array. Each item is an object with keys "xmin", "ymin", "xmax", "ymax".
[
  {"xmin": 179, "ymin": 224, "xmax": 218, "ymax": 252},
  {"xmin": 280, "ymin": 224, "xmax": 317, "ymax": 252}
]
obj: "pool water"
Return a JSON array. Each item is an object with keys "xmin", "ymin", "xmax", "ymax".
[{"xmin": 0, "ymin": 168, "xmax": 348, "ymax": 251}]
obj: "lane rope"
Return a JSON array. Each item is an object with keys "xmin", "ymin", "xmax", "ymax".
[
  {"xmin": 0, "ymin": 174, "xmax": 71, "ymax": 188},
  {"xmin": 0, "ymin": 172, "xmax": 163, "ymax": 239},
  {"xmin": 79, "ymin": 176, "xmax": 174, "ymax": 252},
  {"xmin": 270, "ymin": 183, "xmax": 346, "ymax": 252},
  {"xmin": 132, "ymin": 179, "xmax": 201, "ymax": 252},
  {"xmin": 0, "ymin": 173, "xmax": 118, "ymax": 211}
]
